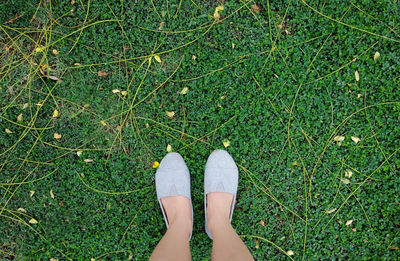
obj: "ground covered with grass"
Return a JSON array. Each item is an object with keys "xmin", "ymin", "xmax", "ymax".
[{"xmin": 1, "ymin": 0, "xmax": 400, "ymax": 260}]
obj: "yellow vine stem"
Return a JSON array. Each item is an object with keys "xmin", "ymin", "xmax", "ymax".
[{"xmin": 302, "ymin": 0, "xmax": 400, "ymax": 43}]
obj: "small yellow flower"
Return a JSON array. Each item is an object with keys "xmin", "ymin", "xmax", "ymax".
[{"xmin": 152, "ymin": 161, "xmax": 160, "ymax": 168}]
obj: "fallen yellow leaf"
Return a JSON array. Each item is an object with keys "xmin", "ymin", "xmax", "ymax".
[
  {"xmin": 166, "ymin": 111, "xmax": 175, "ymax": 118},
  {"xmin": 54, "ymin": 133, "xmax": 62, "ymax": 139},
  {"xmin": 112, "ymin": 89, "xmax": 120, "ymax": 93},
  {"xmin": 351, "ymin": 136, "xmax": 361, "ymax": 144},
  {"xmin": 77, "ymin": 151, "xmax": 82, "ymax": 157},
  {"xmin": 345, "ymin": 219, "xmax": 353, "ymax": 226},
  {"xmin": 325, "ymin": 208, "xmax": 337, "ymax": 214},
  {"xmin": 50, "ymin": 189, "xmax": 55, "ymax": 199},
  {"xmin": 35, "ymin": 45, "xmax": 45, "ymax": 53},
  {"xmin": 355, "ymin": 70, "xmax": 359, "ymax": 82},
  {"xmin": 84, "ymin": 159, "xmax": 93, "ymax": 163},
  {"xmin": 152, "ymin": 161, "xmax": 160, "ymax": 168},
  {"xmin": 121, "ymin": 91, "xmax": 127, "ymax": 96},
  {"xmin": 154, "ymin": 55, "xmax": 161, "ymax": 63},
  {"xmin": 17, "ymin": 113, "xmax": 23, "ymax": 122},
  {"xmin": 17, "ymin": 207, "xmax": 27, "ymax": 213},
  {"xmin": 30, "ymin": 191, "xmax": 35, "ymax": 197},
  {"xmin": 223, "ymin": 139, "xmax": 230, "ymax": 148},
  {"xmin": 52, "ymin": 109, "xmax": 59, "ymax": 118},
  {"xmin": 180, "ymin": 87, "xmax": 189, "ymax": 95},
  {"xmin": 5, "ymin": 128, "xmax": 13, "ymax": 134},
  {"xmin": 341, "ymin": 178, "xmax": 350, "ymax": 185},
  {"xmin": 166, "ymin": 144, "xmax": 172, "ymax": 153},
  {"xmin": 373, "ymin": 52, "xmax": 380, "ymax": 61},
  {"xmin": 23, "ymin": 103, "xmax": 29, "ymax": 109},
  {"xmin": 52, "ymin": 49, "xmax": 59, "ymax": 55},
  {"xmin": 333, "ymin": 136, "xmax": 345, "ymax": 142},
  {"xmin": 213, "ymin": 5, "xmax": 224, "ymax": 19},
  {"xmin": 287, "ymin": 250, "xmax": 294, "ymax": 256},
  {"xmin": 100, "ymin": 120, "xmax": 107, "ymax": 126},
  {"xmin": 345, "ymin": 170, "xmax": 353, "ymax": 178},
  {"xmin": 29, "ymin": 218, "xmax": 38, "ymax": 224}
]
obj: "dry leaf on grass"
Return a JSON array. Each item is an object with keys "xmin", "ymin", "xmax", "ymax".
[
  {"xmin": 166, "ymin": 111, "xmax": 175, "ymax": 118},
  {"xmin": 341, "ymin": 178, "xmax": 350, "ymax": 184},
  {"xmin": 345, "ymin": 219, "xmax": 353, "ymax": 226},
  {"xmin": 112, "ymin": 89, "xmax": 120, "ymax": 93},
  {"xmin": 351, "ymin": 136, "xmax": 361, "ymax": 144},
  {"xmin": 287, "ymin": 250, "xmax": 294, "ymax": 256},
  {"xmin": 325, "ymin": 208, "xmax": 337, "ymax": 214},
  {"xmin": 98, "ymin": 71, "xmax": 107, "ymax": 77},
  {"xmin": 48, "ymin": 75, "xmax": 59, "ymax": 81},
  {"xmin": 54, "ymin": 133, "xmax": 62, "ymax": 139},
  {"xmin": 30, "ymin": 191, "xmax": 35, "ymax": 197},
  {"xmin": 345, "ymin": 170, "xmax": 353, "ymax": 178},
  {"xmin": 154, "ymin": 55, "xmax": 161, "ymax": 63},
  {"xmin": 5, "ymin": 128, "xmax": 13, "ymax": 134},
  {"xmin": 35, "ymin": 46, "xmax": 45, "ymax": 53},
  {"xmin": 251, "ymin": 4, "xmax": 260, "ymax": 13},
  {"xmin": 213, "ymin": 5, "xmax": 224, "ymax": 19},
  {"xmin": 333, "ymin": 136, "xmax": 345, "ymax": 142},
  {"xmin": 52, "ymin": 109, "xmax": 59, "ymax": 118},
  {"xmin": 374, "ymin": 52, "xmax": 380, "ymax": 61},
  {"xmin": 100, "ymin": 120, "xmax": 107, "ymax": 126},
  {"xmin": 29, "ymin": 218, "xmax": 38, "ymax": 224},
  {"xmin": 355, "ymin": 70, "xmax": 360, "ymax": 82},
  {"xmin": 17, "ymin": 207, "xmax": 27, "ymax": 213},
  {"xmin": 52, "ymin": 49, "xmax": 59, "ymax": 55},
  {"xmin": 152, "ymin": 161, "xmax": 160, "ymax": 168},
  {"xmin": 84, "ymin": 159, "xmax": 93, "ymax": 163},
  {"xmin": 17, "ymin": 113, "xmax": 23, "ymax": 122},
  {"xmin": 77, "ymin": 151, "xmax": 82, "ymax": 157},
  {"xmin": 180, "ymin": 87, "xmax": 188, "ymax": 95},
  {"xmin": 158, "ymin": 21, "xmax": 165, "ymax": 30},
  {"xmin": 50, "ymin": 189, "xmax": 55, "ymax": 199},
  {"xmin": 166, "ymin": 144, "xmax": 172, "ymax": 152},
  {"xmin": 259, "ymin": 220, "xmax": 265, "ymax": 227},
  {"xmin": 223, "ymin": 139, "xmax": 230, "ymax": 148}
]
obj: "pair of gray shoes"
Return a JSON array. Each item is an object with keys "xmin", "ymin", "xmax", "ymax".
[{"xmin": 155, "ymin": 150, "xmax": 238, "ymax": 240}]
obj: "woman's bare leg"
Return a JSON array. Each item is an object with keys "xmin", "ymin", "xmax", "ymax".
[
  {"xmin": 207, "ymin": 192, "xmax": 254, "ymax": 261},
  {"xmin": 149, "ymin": 196, "xmax": 192, "ymax": 261}
]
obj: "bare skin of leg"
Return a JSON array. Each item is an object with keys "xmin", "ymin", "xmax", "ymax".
[
  {"xmin": 207, "ymin": 192, "xmax": 254, "ymax": 261},
  {"xmin": 149, "ymin": 196, "xmax": 192, "ymax": 261}
]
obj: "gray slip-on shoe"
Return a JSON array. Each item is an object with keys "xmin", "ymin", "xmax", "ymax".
[
  {"xmin": 155, "ymin": 152, "xmax": 193, "ymax": 240},
  {"xmin": 204, "ymin": 150, "xmax": 238, "ymax": 239}
]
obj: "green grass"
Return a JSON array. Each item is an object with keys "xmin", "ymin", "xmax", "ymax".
[{"xmin": 1, "ymin": 0, "xmax": 399, "ymax": 259}]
